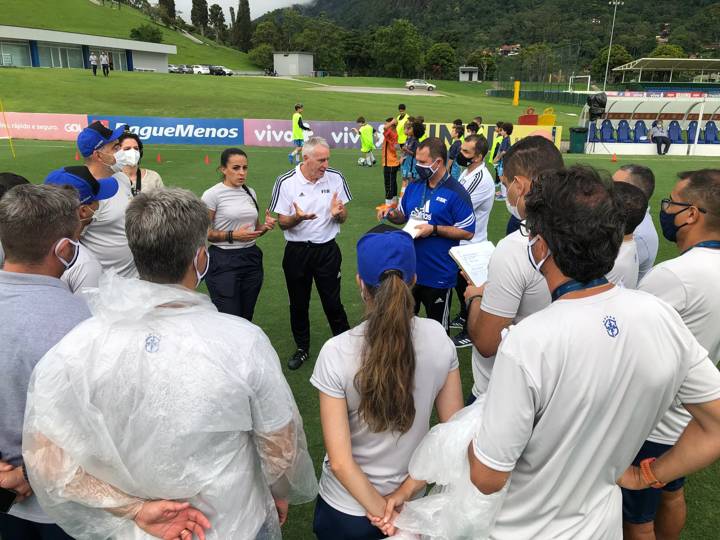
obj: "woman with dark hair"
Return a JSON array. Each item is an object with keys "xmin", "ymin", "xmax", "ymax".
[
  {"xmin": 116, "ymin": 132, "xmax": 164, "ymax": 196},
  {"xmin": 311, "ymin": 229, "xmax": 463, "ymax": 540},
  {"xmin": 201, "ymin": 148, "xmax": 276, "ymax": 321}
]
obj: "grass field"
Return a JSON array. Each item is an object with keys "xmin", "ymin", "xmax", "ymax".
[
  {"xmin": 1, "ymin": 69, "xmax": 583, "ymax": 137},
  {"xmin": 1, "ymin": 139, "xmax": 718, "ymax": 539},
  {"xmin": 0, "ymin": 0, "xmax": 255, "ymax": 70}
]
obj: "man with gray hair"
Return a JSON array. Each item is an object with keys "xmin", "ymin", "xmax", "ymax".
[
  {"xmin": 23, "ymin": 188, "xmax": 317, "ymax": 540},
  {"xmin": 0, "ymin": 184, "xmax": 90, "ymax": 539},
  {"xmin": 270, "ymin": 136, "xmax": 352, "ymax": 370}
]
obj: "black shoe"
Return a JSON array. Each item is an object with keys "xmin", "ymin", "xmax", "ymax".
[
  {"xmin": 288, "ymin": 349, "xmax": 309, "ymax": 370},
  {"xmin": 452, "ymin": 332, "xmax": 473, "ymax": 348},
  {"xmin": 449, "ymin": 315, "xmax": 466, "ymax": 329}
]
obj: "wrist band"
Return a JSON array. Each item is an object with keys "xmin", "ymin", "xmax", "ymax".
[
  {"xmin": 640, "ymin": 457, "xmax": 666, "ymax": 489},
  {"xmin": 227, "ymin": 230, "xmax": 234, "ymax": 244},
  {"xmin": 466, "ymin": 294, "xmax": 483, "ymax": 308},
  {"xmin": 432, "ymin": 224, "xmax": 438, "ymax": 237}
]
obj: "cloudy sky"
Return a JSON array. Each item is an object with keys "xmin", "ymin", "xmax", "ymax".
[{"xmin": 174, "ymin": 0, "xmax": 313, "ymax": 21}]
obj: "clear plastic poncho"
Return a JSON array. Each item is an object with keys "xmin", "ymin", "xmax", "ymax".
[
  {"xmin": 388, "ymin": 396, "xmax": 508, "ymax": 540},
  {"xmin": 22, "ymin": 273, "xmax": 318, "ymax": 539}
]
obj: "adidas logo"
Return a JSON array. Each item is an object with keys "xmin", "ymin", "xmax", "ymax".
[{"xmin": 298, "ymin": 192, "xmax": 305, "ymax": 197}]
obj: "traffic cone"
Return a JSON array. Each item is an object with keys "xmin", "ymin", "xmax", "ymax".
[
  {"xmin": 74, "ymin": 151, "xmax": 80, "ymax": 161},
  {"xmin": 156, "ymin": 153, "xmax": 162, "ymax": 164},
  {"xmin": 611, "ymin": 153, "xmax": 617, "ymax": 163},
  {"xmin": 204, "ymin": 154, "xmax": 210, "ymax": 165}
]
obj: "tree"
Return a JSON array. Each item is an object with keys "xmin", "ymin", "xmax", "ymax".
[
  {"xmin": 129, "ymin": 24, "xmax": 163, "ymax": 43},
  {"xmin": 650, "ymin": 44, "xmax": 686, "ymax": 58},
  {"xmin": 291, "ymin": 19, "xmax": 348, "ymax": 73},
  {"xmin": 518, "ymin": 43, "xmax": 557, "ymax": 82},
  {"xmin": 251, "ymin": 20, "xmax": 282, "ymax": 49},
  {"xmin": 423, "ymin": 42, "xmax": 457, "ymax": 80},
  {"xmin": 248, "ymin": 44, "xmax": 274, "ymax": 70},
  {"xmin": 371, "ymin": 19, "xmax": 423, "ymax": 78},
  {"xmin": 228, "ymin": 6, "xmax": 236, "ymax": 28},
  {"xmin": 466, "ymin": 48, "xmax": 496, "ymax": 81},
  {"xmin": 191, "ymin": 0, "xmax": 209, "ymax": 35},
  {"xmin": 590, "ymin": 45, "xmax": 633, "ymax": 84},
  {"xmin": 235, "ymin": 0, "xmax": 252, "ymax": 52},
  {"xmin": 158, "ymin": 0, "xmax": 175, "ymax": 21},
  {"xmin": 208, "ymin": 4, "xmax": 227, "ymax": 42}
]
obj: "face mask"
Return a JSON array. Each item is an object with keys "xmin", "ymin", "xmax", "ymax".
[
  {"xmin": 414, "ymin": 160, "xmax": 439, "ymax": 182},
  {"xmin": 527, "ymin": 236, "xmax": 551, "ymax": 273},
  {"xmin": 505, "ymin": 177, "xmax": 522, "ymax": 220},
  {"xmin": 193, "ymin": 247, "xmax": 210, "ymax": 288},
  {"xmin": 111, "ymin": 149, "xmax": 141, "ymax": 172},
  {"xmin": 80, "ymin": 205, "xmax": 97, "ymax": 225},
  {"xmin": 659, "ymin": 207, "xmax": 690, "ymax": 242},
  {"xmin": 456, "ymin": 153, "xmax": 474, "ymax": 167},
  {"xmin": 54, "ymin": 238, "xmax": 80, "ymax": 269}
]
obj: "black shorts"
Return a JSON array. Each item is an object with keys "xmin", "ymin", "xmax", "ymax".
[{"xmin": 621, "ymin": 440, "xmax": 685, "ymax": 524}]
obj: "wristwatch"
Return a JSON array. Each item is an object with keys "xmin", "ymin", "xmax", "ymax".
[{"xmin": 431, "ymin": 224, "xmax": 438, "ymax": 237}]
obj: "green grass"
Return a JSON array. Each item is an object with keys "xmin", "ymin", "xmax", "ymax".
[
  {"xmin": 0, "ymin": 0, "xmax": 255, "ymax": 70},
  {"xmin": 0, "ymin": 69, "xmax": 583, "ymax": 137},
  {"xmin": 1, "ymin": 140, "xmax": 718, "ymax": 539}
]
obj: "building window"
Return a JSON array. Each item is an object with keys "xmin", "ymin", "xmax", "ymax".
[
  {"xmin": 38, "ymin": 43, "xmax": 84, "ymax": 68},
  {"xmin": 0, "ymin": 40, "xmax": 31, "ymax": 67}
]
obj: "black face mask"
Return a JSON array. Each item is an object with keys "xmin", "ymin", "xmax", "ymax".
[{"xmin": 456, "ymin": 153, "xmax": 474, "ymax": 167}]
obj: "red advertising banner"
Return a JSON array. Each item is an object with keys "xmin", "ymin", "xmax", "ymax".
[{"xmin": 0, "ymin": 112, "xmax": 87, "ymax": 141}]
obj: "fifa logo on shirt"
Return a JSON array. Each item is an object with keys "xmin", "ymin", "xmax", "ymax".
[
  {"xmin": 321, "ymin": 189, "xmax": 331, "ymax": 194},
  {"xmin": 603, "ymin": 316, "xmax": 619, "ymax": 338}
]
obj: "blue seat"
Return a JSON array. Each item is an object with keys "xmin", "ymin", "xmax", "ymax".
[
  {"xmin": 668, "ymin": 120, "xmax": 683, "ymax": 144},
  {"xmin": 633, "ymin": 120, "xmax": 649, "ymax": 143},
  {"xmin": 704, "ymin": 121, "xmax": 719, "ymax": 144},
  {"xmin": 589, "ymin": 121, "xmax": 600, "ymax": 142},
  {"xmin": 600, "ymin": 119, "xmax": 615, "ymax": 142},
  {"xmin": 617, "ymin": 120, "xmax": 632, "ymax": 143},
  {"xmin": 687, "ymin": 121, "xmax": 701, "ymax": 144}
]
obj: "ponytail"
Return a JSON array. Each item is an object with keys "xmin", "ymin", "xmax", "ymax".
[{"xmin": 354, "ymin": 270, "xmax": 416, "ymax": 434}]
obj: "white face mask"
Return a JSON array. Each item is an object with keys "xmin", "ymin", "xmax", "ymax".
[
  {"xmin": 193, "ymin": 247, "xmax": 210, "ymax": 289},
  {"xmin": 111, "ymin": 149, "xmax": 141, "ymax": 172},
  {"xmin": 505, "ymin": 177, "xmax": 523, "ymax": 220},
  {"xmin": 527, "ymin": 236, "xmax": 551, "ymax": 273},
  {"xmin": 54, "ymin": 238, "xmax": 80, "ymax": 269}
]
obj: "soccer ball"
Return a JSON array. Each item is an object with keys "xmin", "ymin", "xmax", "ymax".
[{"xmin": 357, "ymin": 157, "xmax": 366, "ymax": 166}]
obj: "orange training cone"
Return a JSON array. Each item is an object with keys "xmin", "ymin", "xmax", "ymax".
[
  {"xmin": 204, "ymin": 154, "xmax": 210, "ymax": 165},
  {"xmin": 611, "ymin": 153, "xmax": 617, "ymax": 163},
  {"xmin": 74, "ymin": 151, "xmax": 80, "ymax": 161},
  {"xmin": 156, "ymin": 153, "xmax": 162, "ymax": 164}
]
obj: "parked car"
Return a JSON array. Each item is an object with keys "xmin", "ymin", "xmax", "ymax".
[
  {"xmin": 179, "ymin": 64, "xmax": 194, "ymax": 74},
  {"xmin": 192, "ymin": 64, "xmax": 210, "ymax": 75},
  {"xmin": 168, "ymin": 64, "xmax": 182, "ymax": 74},
  {"xmin": 209, "ymin": 65, "xmax": 233, "ymax": 76},
  {"xmin": 405, "ymin": 79, "xmax": 436, "ymax": 91}
]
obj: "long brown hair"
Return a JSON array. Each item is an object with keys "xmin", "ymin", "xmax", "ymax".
[{"xmin": 354, "ymin": 270, "xmax": 416, "ymax": 434}]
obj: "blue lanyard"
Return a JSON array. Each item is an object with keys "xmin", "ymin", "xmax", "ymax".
[
  {"xmin": 551, "ymin": 277, "xmax": 609, "ymax": 302},
  {"xmin": 683, "ymin": 240, "xmax": 720, "ymax": 254},
  {"xmin": 419, "ymin": 173, "xmax": 449, "ymax": 208}
]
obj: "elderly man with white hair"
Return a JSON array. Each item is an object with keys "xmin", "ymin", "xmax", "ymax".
[
  {"xmin": 269, "ymin": 136, "xmax": 352, "ymax": 370},
  {"xmin": 23, "ymin": 187, "xmax": 318, "ymax": 540}
]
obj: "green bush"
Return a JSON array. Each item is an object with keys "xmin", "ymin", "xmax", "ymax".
[{"xmin": 129, "ymin": 23, "xmax": 163, "ymax": 43}]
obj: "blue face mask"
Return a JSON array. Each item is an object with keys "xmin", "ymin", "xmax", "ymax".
[
  {"xmin": 659, "ymin": 207, "xmax": 690, "ymax": 242},
  {"xmin": 414, "ymin": 160, "xmax": 439, "ymax": 182}
]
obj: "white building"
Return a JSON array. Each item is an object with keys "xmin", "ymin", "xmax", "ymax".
[
  {"xmin": 273, "ymin": 52, "xmax": 314, "ymax": 77},
  {"xmin": 0, "ymin": 25, "xmax": 177, "ymax": 73},
  {"xmin": 459, "ymin": 66, "xmax": 480, "ymax": 82}
]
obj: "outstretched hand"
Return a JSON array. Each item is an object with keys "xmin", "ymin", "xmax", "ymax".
[
  {"xmin": 293, "ymin": 202, "xmax": 317, "ymax": 221},
  {"xmin": 261, "ymin": 209, "xmax": 278, "ymax": 232},
  {"xmin": 330, "ymin": 192, "xmax": 345, "ymax": 219},
  {"xmin": 232, "ymin": 223, "xmax": 263, "ymax": 242},
  {"xmin": 134, "ymin": 501, "xmax": 211, "ymax": 540}
]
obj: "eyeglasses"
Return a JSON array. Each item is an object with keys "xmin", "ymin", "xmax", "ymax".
[
  {"xmin": 518, "ymin": 220, "xmax": 531, "ymax": 237},
  {"xmin": 661, "ymin": 198, "xmax": 707, "ymax": 214}
]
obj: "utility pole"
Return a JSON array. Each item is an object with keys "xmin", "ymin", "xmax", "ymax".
[{"xmin": 603, "ymin": 1, "xmax": 624, "ymax": 91}]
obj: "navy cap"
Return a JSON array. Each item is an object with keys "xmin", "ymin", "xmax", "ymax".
[
  {"xmin": 357, "ymin": 230, "xmax": 416, "ymax": 287},
  {"xmin": 44, "ymin": 166, "xmax": 119, "ymax": 204},
  {"xmin": 77, "ymin": 120, "xmax": 127, "ymax": 157}
]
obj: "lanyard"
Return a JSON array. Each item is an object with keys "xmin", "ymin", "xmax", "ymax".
[
  {"xmin": 683, "ymin": 240, "xmax": 720, "ymax": 254},
  {"xmin": 551, "ymin": 277, "xmax": 609, "ymax": 302},
  {"xmin": 419, "ymin": 173, "xmax": 449, "ymax": 208}
]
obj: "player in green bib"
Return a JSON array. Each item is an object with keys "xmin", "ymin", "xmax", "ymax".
[
  {"xmin": 353, "ymin": 117, "xmax": 378, "ymax": 166},
  {"xmin": 289, "ymin": 103, "xmax": 311, "ymax": 165},
  {"xmin": 397, "ymin": 104, "xmax": 409, "ymax": 146}
]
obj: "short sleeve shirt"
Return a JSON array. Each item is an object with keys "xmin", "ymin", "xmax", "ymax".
[
  {"xmin": 310, "ymin": 318, "xmax": 458, "ymax": 516},
  {"xmin": 61, "ymin": 244, "xmax": 103, "ymax": 293},
  {"xmin": 606, "ymin": 239, "xmax": 639, "ymax": 289},
  {"xmin": 269, "ymin": 166, "xmax": 352, "ymax": 243},
  {"xmin": 640, "ymin": 245, "xmax": 720, "ymax": 444},
  {"xmin": 457, "ymin": 163, "xmax": 495, "ymax": 244},
  {"xmin": 473, "ymin": 287, "xmax": 720, "ymax": 539},
  {"xmin": 635, "ymin": 210, "xmax": 659, "ymax": 279},
  {"xmin": 399, "ymin": 174, "xmax": 476, "ymax": 288},
  {"xmin": 202, "ymin": 182, "xmax": 259, "ymax": 249},
  {"xmin": 382, "ymin": 128, "xmax": 400, "ymax": 167}
]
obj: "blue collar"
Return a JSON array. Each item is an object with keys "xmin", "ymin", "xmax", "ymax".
[
  {"xmin": 551, "ymin": 277, "xmax": 609, "ymax": 302},
  {"xmin": 683, "ymin": 240, "xmax": 720, "ymax": 254}
]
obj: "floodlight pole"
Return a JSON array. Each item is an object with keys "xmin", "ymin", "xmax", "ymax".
[{"xmin": 603, "ymin": 1, "xmax": 624, "ymax": 91}]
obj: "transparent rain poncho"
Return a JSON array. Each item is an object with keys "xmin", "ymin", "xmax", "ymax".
[
  {"xmin": 388, "ymin": 396, "xmax": 508, "ymax": 540},
  {"xmin": 22, "ymin": 273, "xmax": 318, "ymax": 539}
]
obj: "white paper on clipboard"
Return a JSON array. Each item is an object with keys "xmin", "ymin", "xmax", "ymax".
[{"xmin": 449, "ymin": 241, "xmax": 495, "ymax": 286}]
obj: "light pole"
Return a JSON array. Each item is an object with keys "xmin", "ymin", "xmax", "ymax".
[{"xmin": 603, "ymin": 0, "xmax": 624, "ymax": 91}]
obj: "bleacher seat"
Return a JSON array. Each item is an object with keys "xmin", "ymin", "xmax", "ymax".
[
  {"xmin": 687, "ymin": 121, "xmax": 700, "ymax": 144},
  {"xmin": 617, "ymin": 120, "xmax": 632, "ymax": 143},
  {"xmin": 589, "ymin": 121, "xmax": 600, "ymax": 143},
  {"xmin": 634, "ymin": 121, "xmax": 649, "ymax": 143},
  {"xmin": 600, "ymin": 119, "xmax": 615, "ymax": 142},
  {"xmin": 668, "ymin": 121, "xmax": 683, "ymax": 144},
  {"xmin": 704, "ymin": 121, "xmax": 719, "ymax": 144}
]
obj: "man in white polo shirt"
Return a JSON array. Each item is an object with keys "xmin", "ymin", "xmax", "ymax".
[
  {"xmin": 463, "ymin": 136, "xmax": 562, "ymax": 402},
  {"xmin": 623, "ymin": 169, "xmax": 720, "ymax": 540},
  {"xmin": 270, "ymin": 136, "xmax": 352, "ymax": 370},
  {"xmin": 467, "ymin": 165, "xmax": 720, "ymax": 540},
  {"xmin": 612, "ymin": 164, "xmax": 658, "ymax": 279},
  {"xmin": 77, "ymin": 120, "xmax": 138, "ymax": 278}
]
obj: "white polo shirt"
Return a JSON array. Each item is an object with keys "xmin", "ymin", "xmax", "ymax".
[
  {"xmin": 472, "ymin": 229, "xmax": 551, "ymax": 396},
  {"xmin": 269, "ymin": 165, "xmax": 352, "ymax": 243},
  {"xmin": 202, "ymin": 182, "xmax": 259, "ymax": 249},
  {"xmin": 458, "ymin": 163, "xmax": 495, "ymax": 244},
  {"xmin": 473, "ymin": 287, "xmax": 720, "ymax": 540},
  {"xmin": 635, "ymin": 210, "xmax": 659, "ymax": 279},
  {"xmin": 606, "ymin": 238, "xmax": 639, "ymax": 289},
  {"xmin": 641, "ymin": 245, "xmax": 720, "ymax": 445},
  {"xmin": 81, "ymin": 172, "xmax": 138, "ymax": 278}
]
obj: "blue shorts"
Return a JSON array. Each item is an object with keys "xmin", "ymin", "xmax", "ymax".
[
  {"xmin": 293, "ymin": 139, "xmax": 304, "ymax": 147},
  {"xmin": 313, "ymin": 496, "xmax": 386, "ymax": 540},
  {"xmin": 401, "ymin": 158, "xmax": 417, "ymax": 180},
  {"xmin": 621, "ymin": 440, "xmax": 686, "ymax": 524}
]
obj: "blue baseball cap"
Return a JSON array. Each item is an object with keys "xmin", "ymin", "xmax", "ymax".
[
  {"xmin": 357, "ymin": 229, "xmax": 416, "ymax": 287},
  {"xmin": 77, "ymin": 120, "xmax": 127, "ymax": 157},
  {"xmin": 44, "ymin": 166, "xmax": 119, "ymax": 204}
]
